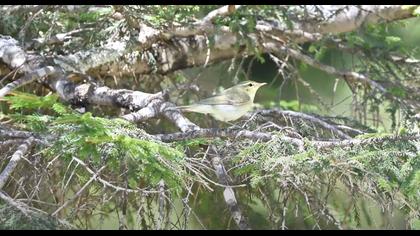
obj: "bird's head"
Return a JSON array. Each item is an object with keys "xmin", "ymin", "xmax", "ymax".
[{"xmin": 234, "ymin": 80, "xmax": 267, "ymax": 100}]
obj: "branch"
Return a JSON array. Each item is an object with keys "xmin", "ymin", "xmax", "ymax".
[
  {"xmin": 0, "ymin": 35, "xmax": 198, "ymax": 131},
  {"xmin": 51, "ymin": 165, "xmax": 106, "ymax": 217},
  {"xmin": 72, "ymin": 157, "xmax": 161, "ymax": 194},
  {"xmin": 0, "ymin": 66, "xmax": 59, "ymax": 98},
  {"xmin": 0, "ymin": 190, "xmax": 31, "ymax": 217},
  {"xmin": 0, "ymin": 139, "xmax": 23, "ymax": 152},
  {"xmin": 314, "ymin": 134, "xmax": 420, "ymax": 150},
  {"xmin": 262, "ymin": 40, "xmax": 408, "ymax": 108},
  {"xmin": 301, "ymin": 5, "xmax": 417, "ymax": 34},
  {"xmin": 47, "ymin": 76, "xmax": 199, "ymax": 132},
  {"xmin": 254, "ymin": 109, "xmax": 352, "ymax": 139},
  {"xmin": 155, "ymin": 128, "xmax": 272, "ymax": 142},
  {"xmin": 2, "ymin": 6, "xmax": 416, "ymax": 79},
  {"xmin": 262, "ymin": 40, "xmax": 388, "ymax": 93},
  {"xmin": 0, "ymin": 128, "xmax": 35, "ymax": 139},
  {"xmin": 0, "ymin": 137, "xmax": 34, "ymax": 189},
  {"xmin": 208, "ymin": 145, "xmax": 250, "ymax": 230},
  {"xmin": 29, "ymin": 28, "xmax": 93, "ymax": 49},
  {"xmin": 154, "ymin": 128, "xmax": 305, "ymax": 151}
]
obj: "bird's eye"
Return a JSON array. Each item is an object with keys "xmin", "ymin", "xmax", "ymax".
[{"xmin": 248, "ymin": 83, "xmax": 253, "ymax": 87}]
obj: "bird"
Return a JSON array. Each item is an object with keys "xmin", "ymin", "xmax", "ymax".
[{"xmin": 177, "ymin": 80, "xmax": 267, "ymax": 122}]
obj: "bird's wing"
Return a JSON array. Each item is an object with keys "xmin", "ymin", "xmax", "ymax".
[{"xmin": 197, "ymin": 89, "xmax": 250, "ymax": 105}]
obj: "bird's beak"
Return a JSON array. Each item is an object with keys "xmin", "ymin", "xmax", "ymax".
[{"xmin": 257, "ymin": 82, "xmax": 267, "ymax": 87}]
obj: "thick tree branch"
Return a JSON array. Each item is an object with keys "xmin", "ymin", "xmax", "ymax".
[
  {"xmin": 0, "ymin": 128, "xmax": 35, "ymax": 139},
  {"xmin": 47, "ymin": 76, "xmax": 199, "ymax": 132},
  {"xmin": 2, "ymin": 6, "xmax": 417, "ymax": 79},
  {"xmin": 302, "ymin": 5, "xmax": 417, "ymax": 34}
]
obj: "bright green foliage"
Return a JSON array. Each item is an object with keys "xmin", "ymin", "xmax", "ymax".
[
  {"xmin": 229, "ymin": 132, "xmax": 420, "ymax": 229},
  {"xmin": 4, "ymin": 92, "xmax": 60, "ymax": 112},
  {"xmin": 3, "ymin": 92, "xmax": 191, "ymax": 192}
]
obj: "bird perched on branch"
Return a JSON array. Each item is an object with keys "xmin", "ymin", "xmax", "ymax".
[{"xmin": 177, "ymin": 80, "xmax": 266, "ymax": 122}]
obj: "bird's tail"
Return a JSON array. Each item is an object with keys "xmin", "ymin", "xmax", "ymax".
[
  {"xmin": 176, "ymin": 104, "xmax": 208, "ymax": 114},
  {"xmin": 176, "ymin": 105, "xmax": 193, "ymax": 112}
]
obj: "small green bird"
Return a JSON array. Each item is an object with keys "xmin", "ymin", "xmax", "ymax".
[{"xmin": 177, "ymin": 80, "xmax": 266, "ymax": 122}]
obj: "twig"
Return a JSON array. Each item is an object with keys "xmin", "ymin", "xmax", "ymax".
[
  {"xmin": 0, "ymin": 137, "xmax": 34, "ymax": 189},
  {"xmin": 31, "ymin": 28, "xmax": 93, "ymax": 48},
  {"xmin": 255, "ymin": 109, "xmax": 351, "ymax": 139},
  {"xmin": 51, "ymin": 165, "xmax": 106, "ymax": 217},
  {"xmin": 314, "ymin": 134, "xmax": 420, "ymax": 150},
  {"xmin": 155, "ymin": 127, "xmax": 272, "ymax": 142},
  {"xmin": 0, "ymin": 190, "xmax": 31, "ymax": 217},
  {"xmin": 71, "ymin": 157, "xmax": 162, "ymax": 194},
  {"xmin": 265, "ymin": 42, "xmax": 408, "ymax": 108},
  {"xmin": 208, "ymin": 146, "xmax": 251, "ymax": 230},
  {"xmin": 18, "ymin": 7, "xmax": 45, "ymax": 43},
  {"xmin": 155, "ymin": 127, "xmax": 305, "ymax": 151},
  {"xmin": 157, "ymin": 179, "xmax": 166, "ymax": 230}
]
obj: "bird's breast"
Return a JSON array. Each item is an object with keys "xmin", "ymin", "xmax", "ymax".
[{"xmin": 210, "ymin": 103, "xmax": 253, "ymax": 122}]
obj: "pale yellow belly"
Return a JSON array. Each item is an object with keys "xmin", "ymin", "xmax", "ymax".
[
  {"xmin": 208, "ymin": 104, "xmax": 253, "ymax": 122},
  {"xmin": 181, "ymin": 103, "xmax": 253, "ymax": 122}
]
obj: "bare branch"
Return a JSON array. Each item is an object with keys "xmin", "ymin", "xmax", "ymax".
[
  {"xmin": 51, "ymin": 165, "xmax": 106, "ymax": 217},
  {"xmin": 314, "ymin": 134, "xmax": 420, "ymax": 150},
  {"xmin": 0, "ymin": 66, "xmax": 59, "ymax": 98},
  {"xmin": 30, "ymin": 28, "xmax": 93, "ymax": 49},
  {"xmin": 0, "ymin": 137, "xmax": 34, "ymax": 189},
  {"xmin": 155, "ymin": 127, "xmax": 272, "ymax": 142},
  {"xmin": 47, "ymin": 76, "xmax": 199, "ymax": 132},
  {"xmin": 0, "ymin": 128, "xmax": 34, "ymax": 139},
  {"xmin": 208, "ymin": 146, "xmax": 251, "ymax": 230},
  {"xmin": 72, "ymin": 157, "xmax": 162, "ymax": 194},
  {"xmin": 254, "ymin": 109, "xmax": 351, "ymax": 139},
  {"xmin": 302, "ymin": 5, "xmax": 417, "ymax": 34},
  {"xmin": 0, "ymin": 190, "xmax": 31, "ymax": 217}
]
